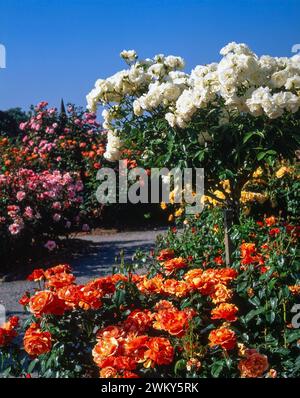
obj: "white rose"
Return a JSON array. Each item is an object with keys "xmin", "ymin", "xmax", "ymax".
[{"xmin": 120, "ymin": 49, "xmax": 137, "ymax": 62}]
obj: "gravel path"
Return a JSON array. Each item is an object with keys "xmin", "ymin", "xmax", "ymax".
[{"xmin": 0, "ymin": 228, "xmax": 167, "ymax": 321}]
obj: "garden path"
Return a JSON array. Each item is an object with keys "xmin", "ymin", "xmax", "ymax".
[{"xmin": 0, "ymin": 228, "xmax": 167, "ymax": 320}]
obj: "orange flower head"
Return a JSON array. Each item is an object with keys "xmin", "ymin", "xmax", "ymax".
[
  {"xmin": 208, "ymin": 327, "xmax": 236, "ymax": 350},
  {"xmin": 44, "ymin": 264, "xmax": 72, "ymax": 279},
  {"xmin": 46, "ymin": 272, "xmax": 76, "ymax": 290},
  {"xmin": 265, "ymin": 216, "xmax": 276, "ymax": 227},
  {"xmin": 29, "ymin": 290, "xmax": 66, "ymax": 316},
  {"xmin": 211, "ymin": 303, "xmax": 238, "ymax": 322},
  {"xmin": 143, "ymin": 337, "xmax": 174, "ymax": 367},
  {"xmin": 27, "ymin": 269, "xmax": 45, "ymax": 282},
  {"xmin": 124, "ymin": 310, "xmax": 153, "ymax": 333},
  {"xmin": 78, "ymin": 285, "xmax": 102, "ymax": 310},
  {"xmin": 157, "ymin": 249, "xmax": 175, "ymax": 261},
  {"xmin": 99, "ymin": 366, "xmax": 117, "ymax": 378},
  {"xmin": 163, "ymin": 257, "xmax": 187, "ymax": 275},
  {"xmin": 238, "ymin": 349, "xmax": 269, "ymax": 378},
  {"xmin": 92, "ymin": 337, "xmax": 119, "ymax": 366},
  {"xmin": 23, "ymin": 324, "xmax": 52, "ymax": 356},
  {"xmin": 210, "ymin": 283, "xmax": 233, "ymax": 304}
]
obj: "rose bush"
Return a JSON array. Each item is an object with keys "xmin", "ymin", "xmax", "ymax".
[
  {"xmin": 1, "ymin": 211, "xmax": 299, "ymax": 378},
  {"xmin": 87, "ymin": 43, "xmax": 300, "ymax": 220}
]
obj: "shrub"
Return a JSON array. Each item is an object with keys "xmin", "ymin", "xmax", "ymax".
[{"xmin": 1, "ymin": 212, "xmax": 299, "ymax": 378}]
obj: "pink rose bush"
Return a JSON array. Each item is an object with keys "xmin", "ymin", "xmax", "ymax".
[
  {"xmin": 0, "ymin": 167, "xmax": 84, "ymax": 266},
  {"xmin": 0, "ymin": 102, "xmax": 110, "ymax": 271}
]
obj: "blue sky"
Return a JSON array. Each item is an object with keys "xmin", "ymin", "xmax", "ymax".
[{"xmin": 0, "ymin": 0, "xmax": 299, "ymax": 111}]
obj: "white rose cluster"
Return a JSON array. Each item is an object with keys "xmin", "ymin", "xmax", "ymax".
[
  {"xmin": 87, "ymin": 42, "xmax": 300, "ymax": 133},
  {"xmin": 103, "ymin": 130, "xmax": 122, "ymax": 162}
]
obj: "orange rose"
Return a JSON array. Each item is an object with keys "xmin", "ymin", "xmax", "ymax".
[
  {"xmin": 124, "ymin": 310, "xmax": 153, "ymax": 333},
  {"xmin": 238, "ymin": 349, "xmax": 269, "ymax": 378},
  {"xmin": 23, "ymin": 324, "xmax": 52, "ymax": 356},
  {"xmin": 44, "ymin": 264, "xmax": 72, "ymax": 279},
  {"xmin": 97, "ymin": 355, "xmax": 137, "ymax": 371},
  {"xmin": 210, "ymin": 283, "xmax": 233, "ymax": 304},
  {"xmin": 153, "ymin": 308, "xmax": 191, "ymax": 337},
  {"xmin": 27, "ymin": 269, "xmax": 45, "ymax": 282},
  {"xmin": 97, "ymin": 325, "xmax": 125, "ymax": 341},
  {"xmin": 288, "ymin": 285, "xmax": 300, "ymax": 295},
  {"xmin": 162, "ymin": 279, "xmax": 190, "ymax": 298},
  {"xmin": 99, "ymin": 366, "xmax": 118, "ymax": 378},
  {"xmin": 0, "ymin": 316, "xmax": 19, "ymax": 347},
  {"xmin": 124, "ymin": 335, "xmax": 148, "ymax": 361},
  {"xmin": 121, "ymin": 371, "xmax": 139, "ymax": 378},
  {"xmin": 136, "ymin": 274, "xmax": 164, "ymax": 295},
  {"xmin": 78, "ymin": 285, "xmax": 102, "ymax": 310},
  {"xmin": 184, "ymin": 269, "xmax": 217, "ymax": 295},
  {"xmin": 57, "ymin": 285, "xmax": 80, "ymax": 308},
  {"xmin": 208, "ymin": 327, "xmax": 236, "ymax": 350},
  {"xmin": 154, "ymin": 300, "xmax": 175, "ymax": 311},
  {"xmin": 92, "ymin": 337, "xmax": 119, "ymax": 366},
  {"xmin": 211, "ymin": 303, "xmax": 238, "ymax": 322},
  {"xmin": 46, "ymin": 272, "xmax": 76, "ymax": 289},
  {"xmin": 29, "ymin": 290, "xmax": 66, "ymax": 316},
  {"xmin": 265, "ymin": 216, "xmax": 276, "ymax": 227},
  {"xmin": 143, "ymin": 337, "xmax": 174, "ymax": 367},
  {"xmin": 163, "ymin": 257, "xmax": 187, "ymax": 275},
  {"xmin": 157, "ymin": 249, "xmax": 175, "ymax": 261},
  {"xmin": 216, "ymin": 268, "xmax": 238, "ymax": 283}
]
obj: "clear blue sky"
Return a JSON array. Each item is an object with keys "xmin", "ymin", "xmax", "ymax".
[{"xmin": 0, "ymin": 0, "xmax": 299, "ymax": 111}]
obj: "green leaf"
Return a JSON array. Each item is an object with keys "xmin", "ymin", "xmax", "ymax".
[
  {"xmin": 174, "ymin": 359, "xmax": 186, "ymax": 375},
  {"xmin": 28, "ymin": 358, "xmax": 39, "ymax": 373},
  {"xmin": 286, "ymin": 330, "xmax": 300, "ymax": 343},
  {"xmin": 211, "ymin": 360, "xmax": 224, "ymax": 377},
  {"xmin": 244, "ymin": 307, "xmax": 265, "ymax": 323}
]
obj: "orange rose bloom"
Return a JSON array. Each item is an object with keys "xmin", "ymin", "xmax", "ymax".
[
  {"xmin": 99, "ymin": 366, "xmax": 118, "ymax": 378},
  {"xmin": 143, "ymin": 337, "xmax": 174, "ymax": 367},
  {"xmin": 121, "ymin": 371, "xmax": 139, "ymax": 378},
  {"xmin": 288, "ymin": 285, "xmax": 300, "ymax": 295},
  {"xmin": 27, "ymin": 269, "xmax": 45, "ymax": 282},
  {"xmin": 163, "ymin": 257, "xmax": 187, "ymax": 275},
  {"xmin": 238, "ymin": 349, "xmax": 269, "ymax": 378},
  {"xmin": 137, "ymin": 274, "xmax": 164, "ymax": 295},
  {"xmin": 154, "ymin": 300, "xmax": 175, "ymax": 311},
  {"xmin": 46, "ymin": 272, "xmax": 76, "ymax": 289},
  {"xmin": 208, "ymin": 327, "xmax": 236, "ymax": 350},
  {"xmin": 210, "ymin": 283, "xmax": 233, "ymax": 304},
  {"xmin": 57, "ymin": 284, "xmax": 80, "ymax": 308},
  {"xmin": 157, "ymin": 249, "xmax": 175, "ymax": 261},
  {"xmin": 29, "ymin": 290, "xmax": 66, "ymax": 316},
  {"xmin": 153, "ymin": 308, "xmax": 191, "ymax": 337},
  {"xmin": 124, "ymin": 335, "xmax": 148, "ymax": 361},
  {"xmin": 0, "ymin": 316, "xmax": 19, "ymax": 347},
  {"xmin": 184, "ymin": 269, "xmax": 216, "ymax": 295},
  {"xmin": 78, "ymin": 285, "xmax": 102, "ymax": 310},
  {"xmin": 124, "ymin": 310, "xmax": 153, "ymax": 333},
  {"xmin": 211, "ymin": 303, "xmax": 238, "ymax": 322},
  {"xmin": 265, "ymin": 216, "xmax": 276, "ymax": 227},
  {"xmin": 44, "ymin": 264, "xmax": 72, "ymax": 279},
  {"xmin": 92, "ymin": 337, "xmax": 119, "ymax": 365},
  {"xmin": 97, "ymin": 325, "xmax": 125, "ymax": 341},
  {"xmin": 23, "ymin": 324, "xmax": 52, "ymax": 356},
  {"xmin": 216, "ymin": 268, "xmax": 238, "ymax": 283},
  {"xmin": 162, "ymin": 279, "xmax": 190, "ymax": 298}
]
